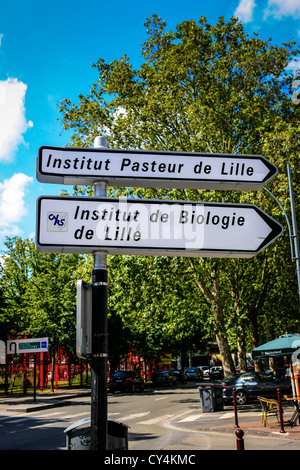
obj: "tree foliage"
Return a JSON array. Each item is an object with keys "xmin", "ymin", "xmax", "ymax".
[
  {"xmin": 58, "ymin": 15, "xmax": 300, "ymax": 374},
  {"xmin": 0, "ymin": 237, "xmax": 82, "ymax": 356}
]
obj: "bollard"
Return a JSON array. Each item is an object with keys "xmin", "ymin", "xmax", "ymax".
[
  {"xmin": 235, "ymin": 428, "xmax": 245, "ymax": 450},
  {"xmin": 277, "ymin": 388, "xmax": 286, "ymax": 434},
  {"xmin": 233, "ymin": 388, "xmax": 240, "ymax": 428}
]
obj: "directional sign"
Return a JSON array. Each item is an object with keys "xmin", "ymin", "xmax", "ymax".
[
  {"xmin": 36, "ymin": 146, "xmax": 278, "ymax": 191},
  {"xmin": 36, "ymin": 196, "xmax": 283, "ymax": 258},
  {"xmin": 7, "ymin": 337, "xmax": 49, "ymax": 354}
]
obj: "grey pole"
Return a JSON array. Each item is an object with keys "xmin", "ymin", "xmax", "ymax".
[
  {"xmin": 90, "ymin": 135, "xmax": 108, "ymax": 450},
  {"xmin": 263, "ymin": 164, "xmax": 300, "ymax": 305},
  {"xmin": 262, "ymin": 187, "xmax": 295, "ymax": 261},
  {"xmin": 287, "ymin": 164, "xmax": 300, "ymax": 303}
]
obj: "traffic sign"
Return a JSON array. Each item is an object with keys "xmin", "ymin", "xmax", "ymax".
[
  {"xmin": 36, "ymin": 146, "xmax": 278, "ymax": 190},
  {"xmin": 7, "ymin": 337, "xmax": 49, "ymax": 354},
  {"xmin": 36, "ymin": 196, "xmax": 283, "ymax": 258}
]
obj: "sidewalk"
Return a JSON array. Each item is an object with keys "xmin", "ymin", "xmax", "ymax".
[
  {"xmin": 173, "ymin": 399, "xmax": 300, "ymax": 442},
  {"xmin": 0, "ymin": 387, "xmax": 91, "ymax": 413},
  {"xmin": 187, "ymin": 405, "xmax": 300, "ymax": 442},
  {"xmin": 1, "ymin": 387, "xmax": 300, "ymax": 442}
]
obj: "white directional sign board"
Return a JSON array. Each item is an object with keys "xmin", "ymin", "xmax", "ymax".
[
  {"xmin": 37, "ymin": 146, "xmax": 278, "ymax": 190},
  {"xmin": 36, "ymin": 196, "xmax": 283, "ymax": 258},
  {"xmin": 7, "ymin": 337, "xmax": 49, "ymax": 354}
]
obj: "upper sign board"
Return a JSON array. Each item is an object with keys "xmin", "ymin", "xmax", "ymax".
[
  {"xmin": 37, "ymin": 146, "xmax": 278, "ymax": 191},
  {"xmin": 36, "ymin": 196, "xmax": 283, "ymax": 258}
]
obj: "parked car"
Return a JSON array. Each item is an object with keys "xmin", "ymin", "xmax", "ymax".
[
  {"xmin": 109, "ymin": 370, "xmax": 144, "ymax": 393},
  {"xmin": 153, "ymin": 370, "xmax": 178, "ymax": 386},
  {"xmin": 197, "ymin": 366, "xmax": 209, "ymax": 376},
  {"xmin": 184, "ymin": 368, "xmax": 203, "ymax": 381},
  {"xmin": 222, "ymin": 372, "xmax": 292, "ymax": 405},
  {"xmin": 209, "ymin": 366, "xmax": 224, "ymax": 380},
  {"xmin": 172, "ymin": 370, "xmax": 187, "ymax": 384}
]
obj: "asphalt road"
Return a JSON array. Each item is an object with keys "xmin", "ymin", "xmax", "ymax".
[{"xmin": 1, "ymin": 385, "xmax": 300, "ymax": 451}]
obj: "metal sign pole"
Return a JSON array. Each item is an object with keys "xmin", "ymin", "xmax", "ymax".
[
  {"xmin": 287, "ymin": 164, "xmax": 300, "ymax": 304},
  {"xmin": 33, "ymin": 353, "xmax": 37, "ymax": 403},
  {"xmin": 90, "ymin": 136, "xmax": 108, "ymax": 451}
]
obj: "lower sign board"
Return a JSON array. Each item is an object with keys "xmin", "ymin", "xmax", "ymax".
[{"xmin": 36, "ymin": 196, "xmax": 283, "ymax": 258}]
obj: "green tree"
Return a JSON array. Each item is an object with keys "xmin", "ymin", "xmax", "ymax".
[
  {"xmin": 0, "ymin": 237, "xmax": 36, "ymax": 336},
  {"xmin": 108, "ymin": 255, "xmax": 209, "ymax": 365},
  {"xmin": 59, "ymin": 15, "xmax": 300, "ymax": 375},
  {"xmin": 25, "ymin": 251, "xmax": 82, "ymax": 390},
  {"xmin": 0, "ymin": 237, "xmax": 83, "ymax": 389}
]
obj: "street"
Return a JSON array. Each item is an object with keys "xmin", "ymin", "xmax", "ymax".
[{"xmin": 0, "ymin": 384, "xmax": 300, "ymax": 451}]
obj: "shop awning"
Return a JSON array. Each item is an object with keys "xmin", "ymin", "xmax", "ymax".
[{"xmin": 251, "ymin": 334, "xmax": 300, "ymax": 359}]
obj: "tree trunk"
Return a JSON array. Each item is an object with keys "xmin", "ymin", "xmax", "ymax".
[
  {"xmin": 188, "ymin": 259, "xmax": 235, "ymax": 377},
  {"xmin": 213, "ymin": 303, "xmax": 236, "ymax": 377},
  {"xmin": 251, "ymin": 313, "xmax": 264, "ymax": 372},
  {"xmin": 237, "ymin": 334, "xmax": 248, "ymax": 373}
]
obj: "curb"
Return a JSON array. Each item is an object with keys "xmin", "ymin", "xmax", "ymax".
[
  {"xmin": 1, "ymin": 390, "xmax": 90, "ymax": 413},
  {"xmin": 7, "ymin": 400, "xmax": 72, "ymax": 413}
]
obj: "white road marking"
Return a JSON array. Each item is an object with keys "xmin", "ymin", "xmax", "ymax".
[
  {"xmin": 5, "ymin": 417, "xmax": 32, "ymax": 424},
  {"xmin": 62, "ymin": 412, "xmax": 90, "ymax": 419},
  {"xmin": 118, "ymin": 412, "xmax": 150, "ymax": 421},
  {"xmin": 177, "ymin": 414, "xmax": 204, "ymax": 422},
  {"xmin": 218, "ymin": 412, "xmax": 235, "ymax": 419},
  {"xmin": 138, "ymin": 414, "xmax": 174, "ymax": 425}
]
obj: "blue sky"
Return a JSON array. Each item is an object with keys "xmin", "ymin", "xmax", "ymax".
[{"xmin": 0, "ymin": 0, "xmax": 299, "ymax": 253}]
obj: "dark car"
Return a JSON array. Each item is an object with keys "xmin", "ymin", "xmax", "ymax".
[
  {"xmin": 222, "ymin": 372, "xmax": 292, "ymax": 405},
  {"xmin": 109, "ymin": 370, "xmax": 144, "ymax": 393},
  {"xmin": 209, "ymin": 366, "xmax": 224, "ymax": 380},
  {"xmin": 184, "ymin": 368, "xmax": 203, "ymax": 381},
  {"xmin": 153, "ymin": 370, "xmax": 178, "ymax": 386},
  {"xmin": 173, "ymin": 370, "xmax": 187, "ymax": 384}
]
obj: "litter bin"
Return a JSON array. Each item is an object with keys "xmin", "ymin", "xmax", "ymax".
[
  {"xmin": 199, "ymin": 384, "xmax": 224, "ymax": 412},
  {"xmin": 64, "ymin": 417, "xmax": 129, "ymax": 450}
]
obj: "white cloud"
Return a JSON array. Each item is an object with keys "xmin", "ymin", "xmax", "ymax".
[
  {"xmin": 264, "ymin": 0, "xmax": 300, "ymax": 19},
  {"xmin": 0, "ymin": 172, "xmax": 33, "ymax": 236},
  {"xmin": 0, "ymin": 78, "xmax": 33, "ymax": 161},
  {"xmin": 287, "ymin": 59, "xmax": 300, "ymax": 71},
  {"xmin": 234, "ymin": 0, "xmax": 257, "ymax": 22}
]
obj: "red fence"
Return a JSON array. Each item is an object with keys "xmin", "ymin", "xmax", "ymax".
[
  {"xmin": 0, "ymin": 356, "xmax": 91, "ymax": 396},
  {"xmin": 0, "ymin": 349, "xmax": 173, "ymax": 396}
]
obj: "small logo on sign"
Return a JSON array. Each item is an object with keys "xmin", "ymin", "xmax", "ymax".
[{"xmin": 47, "ymin": 212, "xmax": 68, "ymax": 231}]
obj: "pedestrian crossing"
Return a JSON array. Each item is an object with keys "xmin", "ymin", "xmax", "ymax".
[
  {"xmin": 177, "ymin": 413, "xmax": 205, "ymax": 422},
  {"xmin": 0, "ymin": 408, "xmax": 262, "ymax": 428}
]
